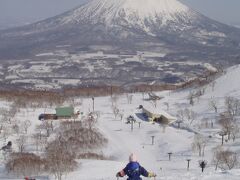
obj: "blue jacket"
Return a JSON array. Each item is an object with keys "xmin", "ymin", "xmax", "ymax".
[{"xmin": 123, "ymin": 162, "xmax": 149, "ymax": 180}]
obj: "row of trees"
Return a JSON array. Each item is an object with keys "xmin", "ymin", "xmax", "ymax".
[
  {"xmin": 4, "ymin": 111, "xmax": 107, "ymax": 179},
  {"xmin": 191, "ymin": 95, "xmax": 240, "ymax": 171},
  {"xmin": 191, "ymin": 133, "xmax": 239, "ymax": 171},
  {"xmin": 218, "ymin": 97, "xmax": 240, "ymax": 142}
]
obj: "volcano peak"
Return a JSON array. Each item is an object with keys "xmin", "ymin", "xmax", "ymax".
[{"xmin": 61, "ymin": 0, "xmax": 192, "ymax": 25}]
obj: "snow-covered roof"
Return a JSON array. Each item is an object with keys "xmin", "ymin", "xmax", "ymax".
[{"xmin": 142, "ymin": 106, "xmax": 176, "ymax": 120}]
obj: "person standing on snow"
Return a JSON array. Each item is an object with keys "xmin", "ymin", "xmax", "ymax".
[{"xmin": 116, "ymin": 153, "xmax": 156, "ymax": 180}]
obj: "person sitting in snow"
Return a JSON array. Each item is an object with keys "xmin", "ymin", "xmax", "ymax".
[{"xmin": 116, "ymin": 153, "xmax": 156, "ymax": 180}]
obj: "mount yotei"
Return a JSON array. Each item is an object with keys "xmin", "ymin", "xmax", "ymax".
[{"xmin": 0, "ymin": 0, "xmax": 240, "ymax": 90}]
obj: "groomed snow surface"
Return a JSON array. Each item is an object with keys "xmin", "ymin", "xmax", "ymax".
[{"xmin": 1, "ymin": 65, "xmax": 240, "ymax": 179}]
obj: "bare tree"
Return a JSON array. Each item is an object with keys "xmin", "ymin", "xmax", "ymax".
[
  {"xmin": 45, "ymin": 139, "xmax": 77, "ymax": 180},
  {"xmin": 22, "ymin": 120, "xmax": 31, "ymax": 134},
  {"xmin": 42, "ymin": 121, "xmax": 53, "ymax": 137},
  {"xmin": 200, "ymin": 118, "xmax": 210, "ymax": 129},
  {"xmin": 8, "ymin": 104, "xmax": 18, "ymax": 121},
  {"xmin": 184, "ymin": 109, "xmax": 196, "ymax": 125},
  {"xmin": 192, "ymin": 134, "xmax": 208, "ymax": 157},
  {"xmin": 196, "ymin": 89, "xmax": 205, "ymax": 102},
  {"xmin": 32, "ymin": 133, "xmax": 41, "ymax": 152},
  {"xmin": 119, "ymin": 110, "xmax": 124, "ymax": 121},
  {"xmin": 231, "ymin": 124, "xmax": 240, "ymax": 142},
  {"xmin": 35, "ymin": 124, "xmax": 44, "ymax": 140},
  {"xmin": 35, "ymin": 121, "xmax": 53, "ymax": 138},
  {"xmin": 126, "ymin": 94, "xmax": 133, "ymax": 104},
  {"xmin": 213, "ymin": 149, "xmax": 238, "ymax": 170},
  {"xmin": 150, "ymin": 99, "xmax": 157, "ymax": 108},
  {"xmin": 111, "ymin": 95, "xmax": 119, "ymax": 107},
  {"xmin": 209, "ymin": 98, "xmax": 218, "ymax": 113},
  {"xmin": 12, "ymin": 123, "xmax": 20, "ymax": 134},
  {"xmin": 218, "ymin": 113, "xmax": 235, "ymax": 140},
  {"xmin": 1, "ymin": 111, "xmax": 13, "ymax": 125},
  {"xmin": 32, "ymin": 132, "xmax": 47, "ymax": 152},
  {"xmin": 188, "ymin": 92, "xmax": 194, "ymax": 106},
  {"xmin": 212, "ymin": 146, "xmax": 222, "ymax": 170},
  {"xmin": 112, "ymin": 106, "xmax": 120, "ymax": 120},
  {"xmin": 177, "ymin": 109, "xmax": 185, "ymax": 122},
  {"xmin": 16, "ymin": 135, "xmax": 27, "ymax": 153},
  {"xmin": 177, "ymin": 108, "xmax": 196, "ymax": 125},
  {"xmin": 225, "ymin": 97, "xmax": 240, "ymax": 117},
  {"xmin": 84, "ymin": 113, "xmax": 97, "ymax": 131}
]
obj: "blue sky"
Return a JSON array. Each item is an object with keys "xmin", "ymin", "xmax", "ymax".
[
  {"xmin": 0, "ymin": 0, "xmax": 240, "ymax": 28},
  {"xmin": 182, "ymin": 0, "xmax": 240, "ymax": 25}
]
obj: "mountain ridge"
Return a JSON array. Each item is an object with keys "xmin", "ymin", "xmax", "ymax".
[
  {"xmin": 0, "ymin": 0, "xmax": 240, "ymax": 61},
  {"xmin": 0, "ymin": 0, "xmax": 240, "ymax": 89}
]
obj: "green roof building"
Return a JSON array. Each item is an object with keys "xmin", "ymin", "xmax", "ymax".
[{"xmin": 55, "ymin": 106, "xmax": 74, "ymax": 117}]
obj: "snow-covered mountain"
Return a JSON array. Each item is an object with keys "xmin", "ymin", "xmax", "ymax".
[
  {"xmin": 61, "ymin": 0, "xmax": 192, "ymax": 26},
  {"xmin": 0, "ymin": 0, "xmax": 240, "ymax": 58},
  {"xmin": 0, "ymin": 0, "xmax": 240, "ymax": 89},
  {"xmin": 1, "ymin": 0, "xmax": 240, "ymax": 56}
]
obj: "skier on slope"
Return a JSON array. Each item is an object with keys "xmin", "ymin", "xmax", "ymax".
[{"xmin": 116, "ymin": 153, "xmax": 156, "ymax": 180}]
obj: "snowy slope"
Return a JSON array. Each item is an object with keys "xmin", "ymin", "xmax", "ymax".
[
  {"xmin": 1, "ymin": 65, "xmax": 240, "ymax": 180},
  {"xmin": 67, "ymin": 65, "xmax": 240, "ymax": 179},
  {"xmin": 206, "ymin": 65, "xmax": 240, "ymax": 97},
  {"xmin": 159, "ymin": 65, "xmax": 240, "ymax": 122}
]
